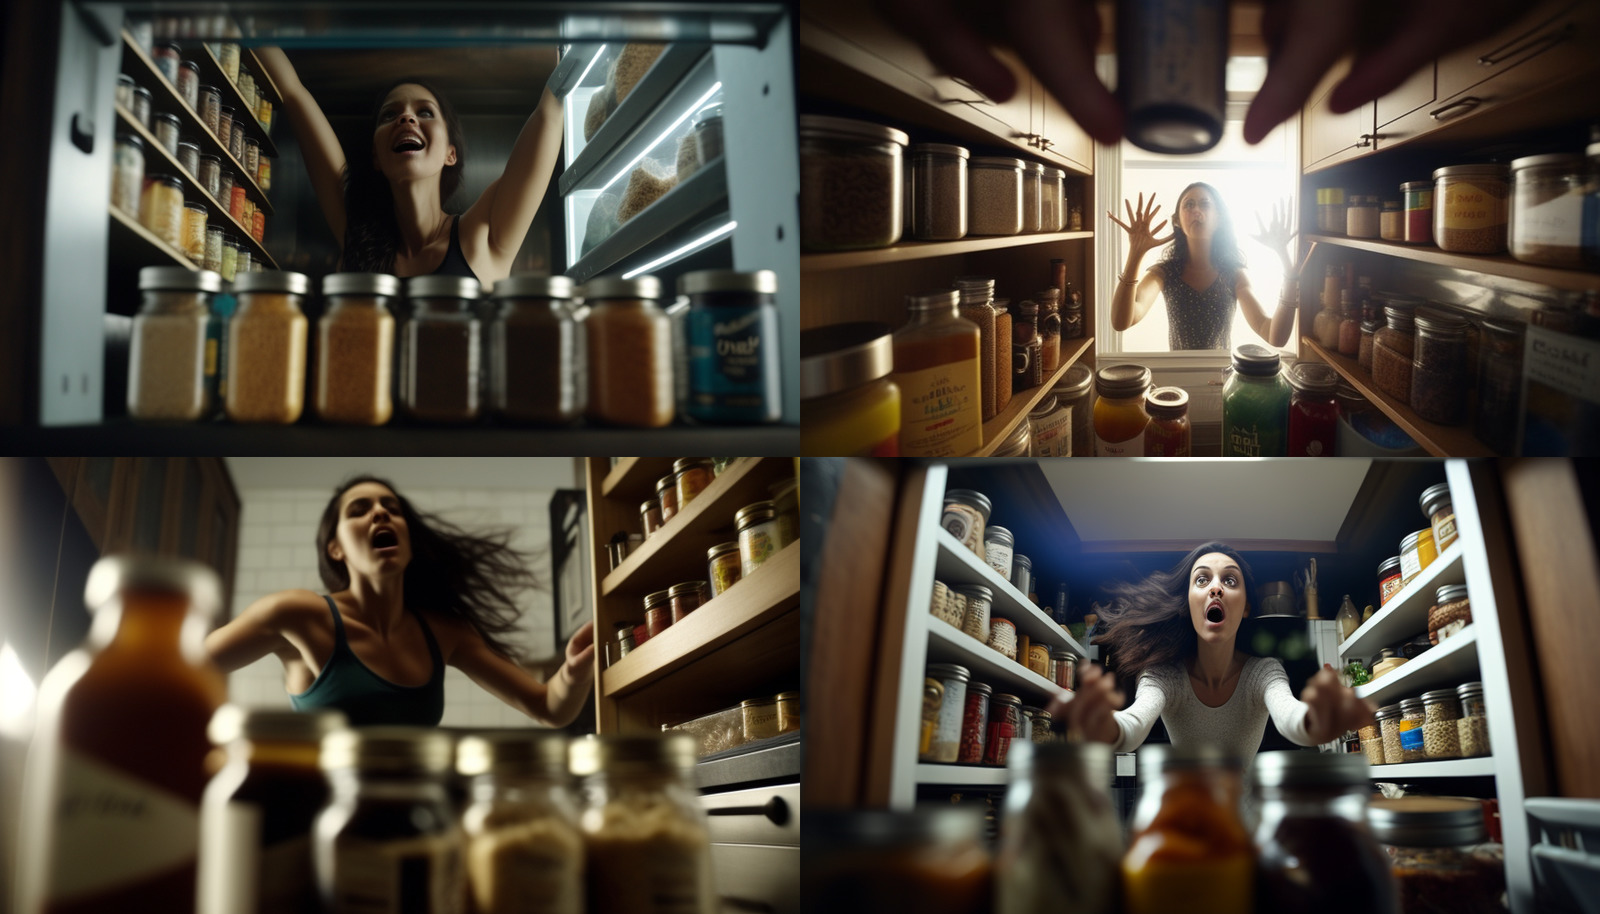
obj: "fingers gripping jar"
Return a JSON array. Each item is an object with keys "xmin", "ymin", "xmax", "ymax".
[
  {"xmin": 489, "ymin": 274, "xmax": 584, "ymax": 425},
  {"xmin": 315, "ymin": 272, "xmax": 399, "ymax": 426},
  {"xmin": 401, "ymin": 275, "xmax": 483, "ymax": 423},
  {"xmin": 456, "ymin": 733, "xmax": 584, "ymax": 914},
  {"xmin": 570, "ymin": 734, "xmax": 715, "ymax": 914},
  {"xmin": 129, "ymin": 266, "xmax": 222, "ymax": 421},
  {"xmin": 584, "ymin": 275, "xmax": 674, "ymax": 428},
  {"xmin": 226, "ymin": 270, "xmax": 310, "ymax": 424}
]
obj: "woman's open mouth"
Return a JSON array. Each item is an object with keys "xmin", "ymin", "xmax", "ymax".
[
  {"xmin": 392, "ymin": 135, "xmax": 425, "ymax": 155},
  {"xmin": 372, "ymin": 528, "xmax": 400, "ymax": 552},
  {"xmin": 1206, "ymin": 602, "xmax": 1225, "ymax": 625}
]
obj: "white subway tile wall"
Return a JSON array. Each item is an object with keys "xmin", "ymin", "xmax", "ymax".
[{"xmin": 228, "ymin": 484, "xmax": 560, "ymax": 728}]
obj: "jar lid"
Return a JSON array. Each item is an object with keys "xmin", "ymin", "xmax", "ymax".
[
  {"xmin": 707, "ymin": 541, "xmax": 740, "ymax": 561},
  {"xmin": 1144, "ymin": 385, "xmax": 1189, "ymax": 418},
  {"xmin": 1480, "ymin": 319, "xmax": 1526, "ymax": 341},
  {"xmin": 177, "ymin": 139, "xmax": 200, "ymax": 152},
  {"xmin": 1456, "ymin": 681, "xmax": 1484, "ymax": 699},
  {"xmin": 1379, "ymin": 556, "xmax": 1402, "ymax": 577},
  {"xmin": 800, "ymin": 322, "xmax": 894, "ymax": 398},
  {"xmin": 1420, "ymin": 689, "xmax": 1459, "ymax": 704},
  {"xmin": 984, "ymin": 525, "xmax": 1013, "ymax": 546},
  {"xmin": 1230, "ymin": 344, "xmax": 1281, "ymax": 377},
  {"xmin": 1024, "ymin": 161, "xmax": 1045, "ymax": 174},
  {"xmin": 1053, "ymin": 363, "xmax": 1093, "ymax": 400},
  {"xmin": 992, "ymin": 692, "xmax": 1022, "ymax": 706},
  {"xmin": 568, "ymin": 733, "xmax": 697, "ymax": 777},
  {"xmin": 640, "ymin": 499, "xmax": 658, "ymax": 515},
  {"xmin": 1435, "ymin": 583, "xmax": 1469, "ymax": 604},
  {"xmin": 1374, "ymin": 703, "xmax": 1402, "ymax": 721},
  {"xmin": 1382, "ymin": 199, "xmax": 1402, "ymax": 210},
  {"xmin": 672, "ymin": 457, "xmax": 713, "ymax": 474},
  {"xmin": 1419, "ymin": 482, "xmax": 1452, "ymax": 519},
  {"xmin": 1137, "ymin": 743, "xmax": 1242, "ymax": 777},
  {"xmin": 1432, "ymin": 164, "xmax": 1507, "ymax": 180},
  {"xmin": 944, "ymin": 488, "xmax": 992, "ymax": 519},
  {"xmin": 1510, "ymin": 153, "xmax": 1585, "ymax": 171},
  {"xmin": 777, "ymin": 691, "xmax": 799, "ymax": 701},
  {"xmin": 967, "ymin": 681, "xmax": 993, "ymax": 696},
  {"xmin": 615, "ymin": 623, "xmax": 635, "ymax": 641},
  {"xmin": 200, "ymin": 83, "xmax": 218, "ymax": 94},
  {"xmin": 1253, "ymin": 749, "xmax": 1369, "ymax": 788},
  {"xmin": 644, "ymin": 589, "xmax": 672, "ymax": 609},
  {"xmin": 1051, "ymin": 650, "xmax": 1076, "ymax": 661},
  {"xmin": 580, "ymin": 274, "xmax": 660, "ymax": 301},
  {"xmin": 133, "ymin": 84, "xmax": 151, "ymax": 98},
  {"xmin": 1006, "ymin": 741, "xmax": 1112, "ymax": 777},
  {"xmin": 1095, "ymin": 364, "xmax": 1151, "ymax": 398},
  {"xmin": 323, "ymin": 272, "xmax": 401, "ymax": 297},
  {"xmin": 969, "ymin": 155, "xmax": 1025, "ymax": 170},
  {"xmin": 154, "ymin": 111, "xmax": 181, "ymax": 124},
  {"xmin": 906, "ymin": 289, "xmax": 959, "ymax": 311},
  {"xmin": 117, "ymin": 132, "xmax": 145, "ymax": 149},
  {"xmin": 456, "ymin": 732, "xmax": 568, "ymax": 778},
  {"xmin": 1399, "ymin": 698, "xmax": 1424, "ymax": 713},
  {"xmin": 1384, "ymin": 306, "xmax": 1416, "ymax": 329},
  {"xmin": 799, "ymin": 114, "xmax": 908, "ymax": 147},
  {"xmin": 406, "ymin": 274, "xmax": 482, "ymax": 300},
  {"xmin": 1368, "ymin": 797, "xmax": 1487, "ymax": 847},
  {"xmin": 183, "ymin": 201, "xmax": 207, "ymax": 213},
  {"xmin": 805, "ymin": 807, "xmax": 985, "ymax": 849},
  {"xmin": 1027, "ymin": 394, "xmax": 1059, "ymax": 419},
  {"xmin": 1045, "ymin": 167, "xmax": 1066, "ymax": 179},
  {"xmin": 668, "ymin": 580, "xmax": 708, "ymax": 598},
  {"xmin": 952, "ymin": 583, "xmax": 993, "ymax": 601},
  {"xmin": 1286, "ymin": 361, "xmax": 1338, "ymax": 396},
  {"xmin": 1400, "ymin": 180, "xmax": 1432, "ymax": 192},
  {"xmin": 1013, "ymin": 554, "xmax": 1031, "ymax": 568},
  {"xmin": 740, "ymin": 697, "xmax": 776, "ymax": 709},
  {"xmin": 1415, "ymin": 313, "xmax": 1469, "ymax": 336},
  {"xmin": 208, "ymin": 705, "xmax": 346, "ymax": 745},
  {"xmin": 150, "ymin": 173, "xmax": 183, "ymax": 188},
  {"xmin": 735, "ymin": 500, "xmax": 778, "ymax": 529},
  {"xmin": 952, "ymin": 275, "xmax": 995, "ymax": 295},
  {"xmin": 139, "ymin": 265, "xmax": 222, "ymax": 293},
  {"xmin": 908, "ymin": 142, "xmax": 970, "ymax": 159},
  {"xmin": 232, "ymin": 270, "xmax": 310, "ymax": 295},
  {"xmin": 655, "ymin": 474, "xmax": 675, "ymax": 493},
  {"xmin": 490, "ymin": 274, "xmax": 575, "ymax": 300},
  {"xmin": 678, "ymin": 268, "xmax": 778, "ymax": 297},
  {"xmin": 321, "ymin": 726, "xmax": 454, "ymax": 774},
  {"xmin": 1360, "ymin": 319, "xmax": 1379, "ymax": 332},
  {"xmin": 1401, "ymin": 530, "xmax": 1423, "ymax": 552}
]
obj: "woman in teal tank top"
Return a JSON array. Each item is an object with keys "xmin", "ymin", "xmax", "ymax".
[{"xmin": 205, "ymin": 476, "xmax": 595, "ymax": 728}]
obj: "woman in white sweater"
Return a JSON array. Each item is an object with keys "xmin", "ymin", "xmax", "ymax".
[{"xmin": 1048, "ymin": 542, "xmax": 1374, "ymax": 762}]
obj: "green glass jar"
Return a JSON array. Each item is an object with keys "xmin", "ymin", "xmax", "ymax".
[{"xmin": 1222, "ymin": 344, "xmax": 1289, "ymax": 456}]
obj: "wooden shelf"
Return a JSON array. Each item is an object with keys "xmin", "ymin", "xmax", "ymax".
[
  {"xmin": 973, "ymin": 336, "xmax": 1093, "ymax": 456},
  {"xmin": 183, "ymin": 41, "xmax": 281, "ymax": 160},
  {"xmin": 925, "ymin": 618, "xmax": 1061, "ymax": 704},
  {"xmin": 1339, "ymin": 541, "xmax": 1467, "ymax": 662},
  {"xmin": 600, "ymin": 457, "xmax": 790, "ymax": 598},
  {"xmin": 1302, "ymin": 338, "xmax": 1494, "ymax": 457},
  {"xmin": 1303, "ymin": 234, "xmax": 1600, "ymax": 292},
  {"xmin": 109, "ymin": 204, "xmax": 199, "ymax": 271},
  {"xmin": 599, "ymin": 457, "xmax": 679, "ymax": 500},
  {"xmin": 1369, "ymin": 756, "xmax": 1496, "ymax": 779},
  {"xmin": 803, "ymin": 231, "xmax": 1095, "ymax": 272},
  {"xmin": 933, "ymin": 528, "xmax": 1087, "ymax": 657},
  {"xmin": 601, "ymin": 540, "xmax": 799, "ymax": 699},
  {"xmin": 916, "ymin": 763, "xmax": 1009, "ymax": 786},
  {"xmin": 114, "ymin": 106, "xmax": 277, "ymax": 269},
  {"xmin": 1356, "ymin": 625, "xmax": 1481, "ymax": 707}
]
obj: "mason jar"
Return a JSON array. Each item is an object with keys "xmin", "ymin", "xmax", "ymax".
[
  {"xmin": 908, "ymin": 142, "xmax": 969, "ymax": 241},
  {"xmin": 315, "ymin": 273, "xmax": 399, "ymax": 426},
  {"xmin": 799, "ymin": 115, "xmax": 908, "ymax": 251},
  {"xmin": 489, "ymin": 274, "xmax": 584, "ymax": 425},
  {"xmin": 584, "ymin": 275, "xmax": 674, "ymax": 428},
  {"xmin": 401, "ymin": 275, "xmax": 483, "ymax": 423},
  {"xmin": 128, "ymin": 266, "xmax": 221, "ymax": 421},
  {"xmin": 456, "ymin": 732, "xmax": 583, "ymax": 914},
  {"xmin": 226, "ymin": 270, "xmax": 310, "ymax": 424}
]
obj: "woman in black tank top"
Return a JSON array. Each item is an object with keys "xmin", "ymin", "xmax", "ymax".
[{"xmin": 205, "ymin": 475, "xmax": 596, "ymax": 728}]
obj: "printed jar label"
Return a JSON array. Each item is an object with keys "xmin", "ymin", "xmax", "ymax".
[
  {"xmin": 941, "ymin": 506, "xmax": 980, "ymax": 548},
  {"xmin": 894, "ymin": 363, "xmax": 982, "ymax": 456},
  {"xmin": 1514, "ymin": 191, "xmax": 1584, "ymax": 249},
  {"xmin": 1441, "ymin": 183, "xmax": 1507, "ymax": 230},
  {"xmin": 686, "ymin": 306, "xmax": 779, "ymax": 412},
  {"xmin": 1225, "ymin": 423, "xmax": 1261, "ymax": 457},
  {"xmin": 932, "ymin": 677, "xmax": 966, "ymax": 756},
  {"xmin": 1399, "ymin": 723, "xmax": 1425, "ymax": 753},
  {"xmin": 984, "ymin": 543, "xmax": 1013, "ymax": 579},
  {"xmin": 44, "ymin": 750, "xmax": 200, "ymax": 901},
  {"xmin": 1095, "ymin": 434, "xmax": 1139, "ymax": 457},
  {"xmin": 1400, "ymin": 547, "xmax": 1423, "ymax": 582},
  {"xmin": 1433, "ymin": 515, "xmax": 1458, "ymax": 550},
  {"xmin": 199, "ymin": 801, "xmax": 317, "ymax": 914},
  {"xmin": 330, "ymin": 835, "xmax": 465, "ymax": 914}
]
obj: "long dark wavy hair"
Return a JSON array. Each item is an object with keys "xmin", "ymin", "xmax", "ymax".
[
  {"xmin": 341, "ymin": 78, "xmax": 468, "ymax": 274},
  {"xmin": 1094, "ymin": 541, "xmax": 1260, "ymax": 685},
  {"xmin": 1159, "ymin": 182, "xmax": 1247, "ymax": 283},
  {"xmin": 316, "ymin": 475, "xmax": 533, "ymax": 663}
]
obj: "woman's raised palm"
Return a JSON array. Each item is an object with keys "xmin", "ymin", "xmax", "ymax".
[{"xmin": 1108, "ymin": 192, "xmax": 1173, "ymax": 255}]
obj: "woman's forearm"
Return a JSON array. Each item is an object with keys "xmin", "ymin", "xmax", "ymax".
[
  {"xmin": 542, "ymin": 658, "xmax": 593, "ymax": 728},
  {"xmin": 1268, "ymin": 278, "xmax": 1299, "ymax": 347},
  {"xmin": 1109, "ymin": 249, "xmax": 1145, "ymax": 331}
]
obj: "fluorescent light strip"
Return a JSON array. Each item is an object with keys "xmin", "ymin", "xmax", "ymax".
[
  {"xmin": 622, "ymin": 221, "xmax": 736, "ymax": 279},
  {"xmin": 574, "ymin": 44, "xmax": 607, "ymax": 90},
  {"xmin": 600, "ymin": 81, "xmax": 723, "ymax": 194}
]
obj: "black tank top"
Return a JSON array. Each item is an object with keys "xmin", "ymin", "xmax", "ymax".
[
  {"xmin": 289, "ymin": 595, "xmax": 445, "ymax": 727},
  {"xmin": 432, "ymin": 214, "xmax": 480, "ymax": 282}
]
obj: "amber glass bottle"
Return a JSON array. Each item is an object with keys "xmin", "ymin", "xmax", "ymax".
[
  {"xmin": 18, "ymin": 556, "xmax": 227, "ymax": 914},
  {"xmin": 891, "ymin": 290, "xmax": 983, "ymax": 456}
]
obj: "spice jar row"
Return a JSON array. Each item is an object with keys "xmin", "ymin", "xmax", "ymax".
[
  {"xmin": 125, "ymin": 267, "xmax": 785, "ymax": 427},
  {"xmin": 1371, "ymin": 481, "xmax": 1459, "ymax": 611},
  {"xmin": 921, "ymin": 663, "xmax": 1058, "ymax": 767},
  {"xmin": 1364, "ymin": 680, "xmax": 1492, "ymax": 765},
  {"xmin": 927, "ymin": 578, "xmax": 1079, "ymax": 687},
  {"xmin": 798, "ymin": 114, "xmax": 1085, "ymax": 251},
  {"xmin": 130, "ymin": 12, "xmax": 280, "ymax": 136},
  {"xmin": 118, "ymin": 47, "xmax": 274, "ymax": 194},
  {"xmin": 112, "ymin": 135, "xmax": 268, "ymax": 264},
  {"xmin": 662, "ymin": 691, "xmax": 801, "ymax": 757}
]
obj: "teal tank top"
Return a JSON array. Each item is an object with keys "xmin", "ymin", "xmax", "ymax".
[{"xmin": 290, "ymin": 595, "xmax": 446, "ymax": 727}]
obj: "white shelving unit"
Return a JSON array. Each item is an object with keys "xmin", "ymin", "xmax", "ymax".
[{"xmin": 1339, "ymin": 541, "xmax": 1467, "ymax": 662}]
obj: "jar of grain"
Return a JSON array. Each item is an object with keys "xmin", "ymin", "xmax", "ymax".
[
  {"xmin": 1421, "ymin": 689, "xmax": 1463, "ymax": 760},
  {"xmin": 112, "ymin": 133, "xmax": 145, "ymax": 217},
  {"xmin": 203, "ymin": 225, "xmax": 224, "ymax": 272},
  {"xmin": 908, "ymin": 143, "xmax": 969, "ymax": 241},
  {"xmin": 314, "ymin": 273, "xmax": 398, "ymax": 426},
  {"xmin": 455, "ymin": 733, "xmax": 583, "ymax": 914},
  {"xmin": 1346, "ymin": 195, "xmax": 1380, "ymax": 238},
  {"xmin": 1411, "ymin": 312, "xmax": 1470, "ymax": 425},
  {"xmin": 1380, "ymin": 200, "xmax": 1404, "ymax": 241},
  {"xmin": 1360, "ymin": 722, "xmax": 1386, "ymax": 766},
  {"xmin": 798, "ymin": 115, "xmax": 907, "ymax": 251},
  {"xmin": 1508, "ymin": 153, "xmax": 1586, "ymax": 267},
  {"xmin": 127, "ymin": 266, "xmax": 222, "ymax": 421},
  {"xmin": 1317, "ymin": 187, "xmax": 1347, "ymax": 233},
  {"xmin": 1397, "ymin": 698, "xmax": 1427, "ymax": 763},
  {"xmin": 1456, "ymin": 682, "xmax": 1490, "ymax": 758},
  {"xmin": 967, "ymin": 156, "xmax": 1024, "ymax": 235},
  {"xmin": 140, "ymin": 174, "xmax": 185, "ymax": 248},
  {"xmin": 1419, "ymin": 482, "xmax": 1459, "ymax": 553},
  {"xmin": 1358, "ymin": 319, "xmax": 1379, "ymax": 374},
  {"xmin": 400, "ymin": 275, "xmax": 482, "ymax": 423},
  {"xmin": 1021, "ymin": 162, "xmax": 1044, "ymax": 233},
  {"xmin": 488, "ymin": 274, "xmax": 584, "ymax": 425},
  {"xmin": 1376, "ymin": 704, "xmax": 1403, "ymax": 764},
  {"xmin": 226, "ymin": 270, "xmax": 310, "ymax": 424},
  {"xmin": 1434, "ymin": 165, "xmax": 1509, "ymax": 254},
  {"xmin": 1372, "ymin": 305, "xmax": 1417, "ymax": 405},
  {"xmin": 583, "ymin": 275, "xmax": 674, "ymax": 428}
]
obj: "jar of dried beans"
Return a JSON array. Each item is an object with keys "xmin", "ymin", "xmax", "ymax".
[
  {"xmin": 128, "ymin": 266, "xmax": 222, "ymax": 421},
  {"xmin": 1456, "ymin": 682, "xmax": 1490, "ymax": 758},
  {"xmin": 1372, "ymin": 305, "xmax": 1417, "ymax": 405},
  {"xmin": 1376, "ymin": 704, "xmax": 1404, "ymax": 764},
  {"xmin": 1411, "ymin": 312, "xmax": 1470, "ymax": 425},
  {"xmin": 1421, "ymin": 689, "xmax": 1462, "ymax": 760},
  {"xmin": 583, "ymin": 274, "xmax": 674, "ymax": 428},
  {"xmin": 1434, "ymin": 165, "xmax": 1509, "ymax": 254},
  {"xmin": 226, "ymin": 270, "xmax": 310, "ymax": 424},
  {"xmin": 488, "ymin": 274, "xmax": 584, "ymax": 425},
  {"xmin": 798, "ymin": 115, "xmax": 908, "ymax": 251},
  {"xmin": 401, "ymin": 275, "xmax": 483, "ymax": 424},
  {"xmin": 315, "ymin": 273, "xmax": 398, "ymax": 425}
]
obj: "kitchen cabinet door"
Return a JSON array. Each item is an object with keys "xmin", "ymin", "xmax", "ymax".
[
  {"xmin": 1035, "ymin": 88, "xmax": 1094, "ymax": 175},
  {"xmin": 1435, "ymin": 1, "xmax": 1593, "ymax": 107},
  {"xmin": 1301, "ymin": 60, "xmax": 1375, "ymax": 171}
]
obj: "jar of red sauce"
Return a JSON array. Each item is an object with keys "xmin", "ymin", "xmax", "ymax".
[
  {"xmin": 983, "ymin": 693, "xmax": 1023, "ymax": 766},
  {"xmin": 644, "ymin": 589, "xmax": 672, "ymax": 638},
  {"xmin": 1287, "ymin": 362, "xmax": 1339, "ymax": 457},
  {"xmin": 1378, "ymin": 557, "xmax": 1404, "ymax": 606},
  {"xmin": 1143, "ymin": 386, "xmax": 1191, "ymax": 456},
  {"xmin": 668, "ymin": 580, "xmax": 707, "ymax": 624},
  {"xmin": 957, "ymin": 682, "xmax": 992, "ymax": 764}
]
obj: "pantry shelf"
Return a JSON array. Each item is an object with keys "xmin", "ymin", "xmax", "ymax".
[
  {"xmin": 600, "ymin": 457, "xmax": 679, "ymax": 500},
  {"xmin": 109, "ymin": 204, "xmax": 199, "ymax": 272},
  {"xmin": 1304, "ymin": 234, "xmax": 1600, "ymax": 293},
  {"xmin": 934, "ymin": 528, "xmax": 1087, "ymax": 657},
  {"xmin": 802, "ymin": 231, "xmax": 1095, "ymax": 272},
  {"xmin": 566, "ymin": 158, "xmax": 729, "ymax": 284},
  {"xmin": 601, "ymin": 458, "xmax": 793, "ymax": 597},
  {"xmin": 1339, "ymin": 541, "xmax": 1466, "ymax": 662},
  {"xmin": 972, "ymin": 336, "xmax": 1094, "ymax": 456},
  {"xmin": 184, "ymin": 40, "xmax": 281, "ymax": 160},
  {"xmin": 558, "ymin": 42, "xmax": 712, "ymax": 194},
  {"xmin": 916, "ymin": 763, "xmax": 1008, "ymax": 787},
  {"xmin": 1355, "ymin": 625, "xmax": 1480, "ymax": 707},
  {"xmin": 1302, "ymin": 339, "xmax": 1494, "ymax": 458},
  {"xmin": 1369, "ymin": 756, "xmax": 1497, "ymax": 779},
  {"xmin": 925, "ymin": 618, "xmax": 1062, "ymax": 703},
  {"xmin": 601, "ymin": 542, "xmax": 799, "ymax": 699}
]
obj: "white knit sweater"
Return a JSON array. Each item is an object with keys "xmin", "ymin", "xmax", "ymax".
[{"xmin": 1113, "ymin": 655, "xmax": 1316, "ymax": 761}]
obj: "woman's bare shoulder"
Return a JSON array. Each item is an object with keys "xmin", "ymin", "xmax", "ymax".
[{"xmin": 239, "ymin": 589, "xmax": 331, "ymax": 625}]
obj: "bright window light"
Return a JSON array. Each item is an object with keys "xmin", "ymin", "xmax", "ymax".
[
  {"xmin": 0, "ymin": 641, "xmax": 37, "ymax": 739},
  {"xmin": 622, "ymin": 221, "xmax": 736, "ymax": 278},
  {"xmin": 599, "ymin": 81, "xmax": 723, "ymax": 194}
]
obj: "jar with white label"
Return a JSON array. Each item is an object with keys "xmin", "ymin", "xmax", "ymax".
[
  {"xmin": 1028, "ymin": 393, "xmax": 1070, "ymax": 456},
  {"xmin": 456, "ymin": 733, "xmax": 583, "ymax": 914},
  {"xmin": 735, "ymin": 500, "xmax": 780, "ymax": 575},
  {"xmin": 1509, "ymin": 153, "xmax": 1586, "ymax": 267},
  {"xmin": 112, "ymin": 133, "xmax": 145, "ymax": 216},
  {"xmin": 313, "ymin": 727, "xmax": 465, "ymax": 913},
  {"xmin": 983, "ymin": 526, "xmax": 1015, "ymax": 581},
  {"xmin": 198, "ymin": 707, "xmax": 346, "ymax": 914},
  {"xmin": 942, "ymin": 488, "xmax": 991, "ymax": 559},
  {"xmin": 924, "ymin": 663, "xmax": 970, "ymax": 763},
  {"xmin": 987, "ymin": 618, "xmax": 1018, "ymax": 661},
  {"xmin": 570, "ymin": 735, "xmax": 714, "ymax": 914}
]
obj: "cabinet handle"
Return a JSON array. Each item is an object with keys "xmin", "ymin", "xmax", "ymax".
[
  {"xmin": 1478, "ymin": 21, "xmax": 1574, "ymax": 66},
  {"xmin": 1357, "ymin": 134, "xmax": 1375, "ymax": 148},
  {"xmin": 706, "ymin": 796, "xmax": 790, "ymax": 826},
  {"xmin": 1038, "ymin": 136, "xmax": 1055, "ymax": 150},
  {"xmin": 1428, "ymin": 96, "xmax": 1483, "ymax": 120}
]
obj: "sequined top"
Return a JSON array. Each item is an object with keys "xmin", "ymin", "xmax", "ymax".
[{"xmin": 1156, "ymin": 261, "xmax": 1238, "ymax": 350}]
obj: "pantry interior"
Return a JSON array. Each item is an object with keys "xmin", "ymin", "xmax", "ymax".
[
  {"xmin": 796, "ymin": 0, "xmax": 1600, "ymax": 457},
  {"xmin": 803, "ymin": 457, "xmax": 1600, "ymax": 913}
]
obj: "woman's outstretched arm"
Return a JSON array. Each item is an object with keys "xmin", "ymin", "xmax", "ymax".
[
  {"xmin": 459, "ymin": 85, "xmax": 565, "ymax": 280},
  {"xmin": 256, "ymin": 47, "xmax": 349, "ymax": 244},
  {"xmin": 1107, "ymin": 193, "xmax": 1171, "ymax": 332},
  {"xmin": 445, "ymin": 618, "xmax": 595, "ymax": 727}
]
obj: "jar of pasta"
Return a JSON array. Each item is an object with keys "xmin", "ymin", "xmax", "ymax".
[
  {"xmin": 226, "ymin": 271, "xmax": 309, "ymax": 424},
  {"xmin": 1094, "ymin": 364, "xmax": 1151, "ymax": 457},
  {"xmin": 706, "ymin": 542, "xmax": 741, "ymax": 597},
  {"xmin": 401, "ymin": 275, "xmax": 482, "ymax": 424},
  {"xmin": 584, "ymin": 275, "xmax": 673, "ymax": 428},
  {"xmin": 1434, "ymin": 165, "xmax": 1509, "ymax": 254},
  {"xmin": 941, "ymin": 489, "xmax": 991, "ymax": 559},
  {"xmin": 128, "ymin": 266, "xmax": 222, "ymax": 421},
  {"xmin": 456, "ymin": 733, "xmax": 582, "ymax": 914}
]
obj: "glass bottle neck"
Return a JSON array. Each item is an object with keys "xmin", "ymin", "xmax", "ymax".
[{"xmin": 90, "ymin": 591, "xmax": 210, "ymax": 660}]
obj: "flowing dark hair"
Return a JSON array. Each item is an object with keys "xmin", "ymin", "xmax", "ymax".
[
  {"xmin": 1159, "ymin": 182, "xmax": 1247, "ymax": 282},
  {"xmin": 1094, "ymin": 541, "xmax": 1259, "ymax": 685},
  {"xmin": 316, "ymin": 475, "xmax": 534, "ymax": 663},
  {"xmin": 342, "ymin": 78, "xmax": 468, "ymax": 274}
]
